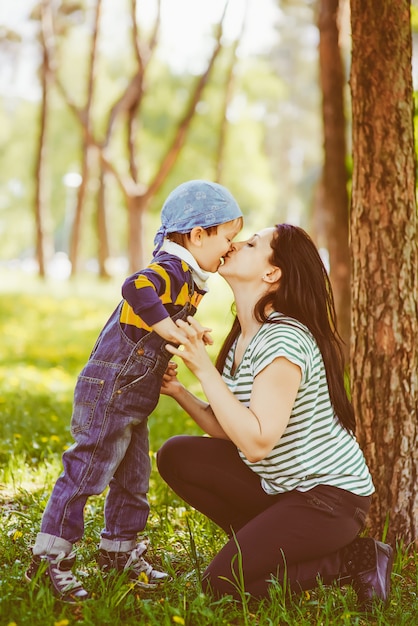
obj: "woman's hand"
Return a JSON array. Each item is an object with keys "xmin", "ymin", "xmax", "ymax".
[
  {"xmin": 161, "ymin": 361, "xmax": 184, "ymax": 398},
  {"xmin": 165, "ymin": 316, "xmax": 214, "ymax": 379},
  {"xmin": 160, "ymin": 349, "xmax": 230, "ymax": 440}
]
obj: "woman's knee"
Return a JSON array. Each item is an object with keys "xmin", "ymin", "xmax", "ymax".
[{"xmin": 156, "ymin": 435, "xmax": 190, "ymax": 477}]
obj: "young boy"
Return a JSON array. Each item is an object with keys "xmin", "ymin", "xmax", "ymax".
[{"xmin": 26, "ymin": 179, "xmax": 243, "ymax": 602}]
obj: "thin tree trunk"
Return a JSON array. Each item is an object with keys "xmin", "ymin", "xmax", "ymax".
[
  {"xmin": 127, "ymin": 194, "xmax": 147, "ymax": 271},
  {"xmin": 350, "ymin": 0, "xmax": 418, "ymax": 544},
  {"xmin": 317, "ymin": 0, "xmax": 350, "ymax": 361},
  {"xmin": 215, "ymin": 0, "xmax": 248, "ymax": 183},
  {"xmin": 34, "ymin": 49, "xmax": 49, "ymax": 278},
  {"xmin": 69, "ymin": 0, "xmax": 102, "ymax": 276},
  {"xmin": 96, "ymin": 169, "xmax": 110, "ymax": 278},
  {"xmin": 34, "ymin": 0, "xmax": 54, "ymax": 278}
]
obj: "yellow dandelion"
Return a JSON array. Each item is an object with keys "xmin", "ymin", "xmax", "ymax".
[
  {"xmin": 51, "ymin": 415, "xmax": 58, "ymax": 422},
  {"xmin": 7, "ymin": 622, "xmax": 18, "ymax": 626},
  {"xmin": 54, "ymin": 620, "xmax": 69, "ymax": 626},
  {"xmin": 304, "ymin": 590, "xmax": 310, "ymax": 600},
  {"xmin": 172, "ymin": 617, "xmax": 185, "ymax": 625},
  {"xmin": 41, "ymin": 437, "xmax": 48, "ymax": 443},
  {"xmin": 50, "ymin": 435, "xmax": 60, "ymax": 442},
  {"xmin": 13, "ymin": 530, "xmax": 23, "ymax": 542},
  {"xmin": 13, "ymin": 433, "xmax": 22, "ymax": 439},
  {"xmin": 138, "ymin": 571, "xmax": 149, "ymax": 584},
  {"xmin": 340, "ymin": 612, "xmax": 352, "ymax": 620}
]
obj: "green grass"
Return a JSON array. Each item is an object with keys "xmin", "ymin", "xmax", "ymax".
[{"xmin": 0, "ymin": 269, "xmax": 417, "ymax": 625}]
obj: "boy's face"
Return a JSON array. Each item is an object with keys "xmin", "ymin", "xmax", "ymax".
[{"xmin": 190, "ymin": 219, "xmax": 242, "ymax": 273}]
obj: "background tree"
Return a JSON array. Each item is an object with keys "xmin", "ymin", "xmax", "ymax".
[
  {"xmin": 317, "ymin": 0, "xmax": 351, "ymax": 360},
  {"xmin": 46, "ymin": 0, "xmax": 248, "ymax": 273},
  {"xmin": 33, "ymin": 0, "xmax": 55, "ymax": 277},
  {"xmin": 267, "ymin": 1, "xmax": 322, "ymax": 226},
  {"xmin": 215, "ymin": 0, "xmax": 249, "ymax": 183},
  {"xmin": 66, "ymin": 0, "xmax": 101, "ymax": 276},
  {"xmin": 350, "ymin": 0, "xmax": 418, "ymax": 544}
]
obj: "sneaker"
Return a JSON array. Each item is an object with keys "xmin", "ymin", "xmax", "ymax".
[
  {"xmin": 25, "ymin": 551, "xmax": 89, "ymax": 603},
  {"xmin": 97, "ymin": 540, "xmax": 170, "ymax": 588}
]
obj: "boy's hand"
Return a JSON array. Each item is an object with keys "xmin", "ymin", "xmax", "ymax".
[
  {"xmin": 161, "ymin": 361, "xmax": 183, "ymax": 397},
  {"xmin": 152, "ymin": 317, "xmax": 188, "ymax": 344}
]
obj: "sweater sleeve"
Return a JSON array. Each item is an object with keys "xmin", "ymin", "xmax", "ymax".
[{"xmin": 121, "ymin": 259, "xmax": 185, "ymax": 327}]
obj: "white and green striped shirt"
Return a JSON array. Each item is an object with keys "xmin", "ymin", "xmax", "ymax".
[{"xmin": 222, "ymin": 312, "xmax": 375, "ymax": 497}]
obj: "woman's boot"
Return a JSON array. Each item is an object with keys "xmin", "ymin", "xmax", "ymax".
[{"xmin": 343, "ymin": 536, "xmax": 394, "ymax": 611}]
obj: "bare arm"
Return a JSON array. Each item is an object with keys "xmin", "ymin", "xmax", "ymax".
[
  {"xmin": 165, "ymin": 317, "xmax": 302, "ymax": 462},
  {"xmin": 161, "ymin": 361, "xmax": 230, "ymax": 439}
]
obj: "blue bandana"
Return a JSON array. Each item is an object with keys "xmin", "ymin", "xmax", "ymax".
[{"xmin": 153, "ymin": 180, "xmax": 243, "ymax": 256}]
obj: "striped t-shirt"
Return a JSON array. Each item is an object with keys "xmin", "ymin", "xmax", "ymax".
[{"xmin": 222, "ymin": 312, "xmax": 375, "ymax": 497}]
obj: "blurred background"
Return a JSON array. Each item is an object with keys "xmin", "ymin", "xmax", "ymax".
[
  {"xmin": 0, "ymin": 0, "xmax": 341, "ymax": 276},
  {"xmin": 0, "ymin": 1, "xmax": 417, "ymax": 299}
]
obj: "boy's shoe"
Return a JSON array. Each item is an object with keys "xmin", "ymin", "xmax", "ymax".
[
  {"xmin": 97, "ymin": 540, "xmax": 170, "ymax": 589},
  {"xmin": 25, "ymin": 551, "xmax": 89, "ymax": 603}
]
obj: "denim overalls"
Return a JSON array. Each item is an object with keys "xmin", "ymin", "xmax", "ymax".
[{"xmin": 39, "ymin": 272, "xmax": 197, "ymax": 553}]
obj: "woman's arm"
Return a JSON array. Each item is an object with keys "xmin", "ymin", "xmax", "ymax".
[
  {"xmin": 166, "ymin": 317, "xmax": 302, "ymax": 462},
  {"xmin": 161, "ymin": 361, "xmax": 230, "ymax": 439}
]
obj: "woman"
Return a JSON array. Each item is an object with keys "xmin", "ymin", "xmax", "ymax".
[{"xmin": 157, "ymin": 224, "xmax": 393, "ymax": 611}]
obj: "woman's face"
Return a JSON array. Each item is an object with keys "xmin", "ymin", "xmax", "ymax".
[{"xmin": 219, "ymin": 227, "xmax": 277, "ymax": 282}]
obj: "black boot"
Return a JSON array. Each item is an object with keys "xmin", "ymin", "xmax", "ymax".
[{"xmin": 343, "ymin": 537, "xmax": 394, "ymax": 611}]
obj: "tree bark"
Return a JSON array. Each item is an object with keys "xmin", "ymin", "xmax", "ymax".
[
  {"xmin": 317, "ymin": 0, "xmax": 351, "ymax": 362},
  {"xmin": 350, "ymin": 0, "xmax": 418, "ymax": 544}
]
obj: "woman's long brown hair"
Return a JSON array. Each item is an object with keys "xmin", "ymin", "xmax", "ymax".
[{"xmin": 215, "ymin": 224, "xmax": 356, "ymax": 434}]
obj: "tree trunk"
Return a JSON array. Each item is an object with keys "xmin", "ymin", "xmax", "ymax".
[
  {"xmin": 127, "ymin": 194, "xmax": 147, "ymax": 272},
  {"xmin": 350, "ymin": 0, "xmax": 418, "ymax": 544},
  {"xmin": 34, "ymin": 0, "xmax": 54, "ymax": 278},
  {"xmin": 317, "ymin": 0, "xmax": 351, "ymax": 362},
  {"xmin": 69, "ymin": 147, "xmax": 90, "ymax": 274},
  {"xmin": 215, "ymin": 1, "xmax": 248, "ymax": 183},
  {"xmin": 34, "ymin": 46, "xmax": 49, "ymax": 278},
  {"xmin": 96, "ymin": 169, "xmax": 110, "ymax": 279},
  {"xmin": 69, "ymin": 0, "xmax": 102, "ymax": 276}
]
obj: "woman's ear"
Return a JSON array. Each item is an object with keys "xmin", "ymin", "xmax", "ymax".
[{"xmin": 262, "ymin": 267, "xmax": 281, "ymax": 283}]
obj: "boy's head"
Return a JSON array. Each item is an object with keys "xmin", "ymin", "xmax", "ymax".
[{"xmin": 153, "ymin": 180, "xmax": 243, "ymax": 257}]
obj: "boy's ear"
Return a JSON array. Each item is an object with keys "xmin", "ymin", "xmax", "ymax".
[{"xmin": 188, "ymin": 226, "xmax": 205, "ymax": 247}]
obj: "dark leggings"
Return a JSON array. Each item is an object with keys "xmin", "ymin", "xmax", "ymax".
[{"xmin": 157, "ymin": 435, "xmax": 372, "ymax": 599}]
